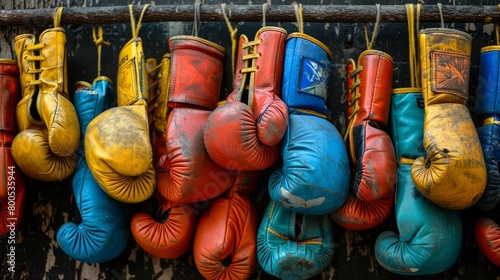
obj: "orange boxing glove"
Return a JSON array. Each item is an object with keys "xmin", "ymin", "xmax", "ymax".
[{"xmin": 193, "ymin": 171, "xmax": 259, "ymax": 280}]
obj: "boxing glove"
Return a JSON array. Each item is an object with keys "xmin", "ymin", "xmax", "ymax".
[
  {"xmin": 257, "ymin": 201, "xmax": 334, "ymax": 279},
  {"xmin": 156, "ymin": 36, "xmax": 235, "ymax": 203},
  {"xmin": 132, "ymin": 53, "xmax": 198, "ymax": 259},
  {"xmin": 475, "ymin": 217, "xmax": 500, "ymax": 266},
  {"xmin": 331, "ymin": 50, "xmax": 397, "ymax": 230},
  {"xmin": 12, "ymin": 9, "xmax": 79, "ymax": 182},
  {"xmin": 375, "ymin": 89, "xmax": 462, "ymax": 275},
  {"xmin": 194, "ymin": 171, "xmax": 259, "ymax": 280},
  {"xmin": 473, "ymin": 46, "xmax": 500, "ymax": 267},
  {"xmin": 131, "ymin": 196, "xmax": 198, "ymax": 259},
  {"xmin": 0, "ymin": 59, "xmax": 26, "ymax": 235},
  {"xmin": 473, "ymin": 46, "xmax": 500, "ymax": 211},
  {"xmin": 204, "ymin": 27, "xmax": 288, "ymax": 171},
  {"xmin": 267, "ymin": 33, "xmax": 350, "ymax": 215},
  {"xmin": 411, "ymin": 28, "xmax": 487, "ymax": 210},
  {"xmin": 57, "ymin": 78, "xmax": 129, "ymax": 263},
  {"xmin": 85, "ymin": 6, "xmax": 155, "ymax": 203}
]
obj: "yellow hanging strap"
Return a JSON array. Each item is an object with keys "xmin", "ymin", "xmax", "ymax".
[
  {"xmin": 363, "ymin": 4, "xmax": 381, "ymax": 50},
  {"xmin": 92, "ymin": 25, "xmax": 111, "ymax": 78},
  {"xmin": 53, "ymin": 7, "xmax": 63, "ymax": 28},
  {"xmin": 294, "ymin": 3, "xmax": 304, "ymax": 34},
  {"xmin": 437, "ymin": 3, "xmax": 445, "ymax": 28},
  {"xmin": 221, "ymin": 3, "xmax": 238, "ymax": 79},
  {"xmin": 415, "ymin": 3, "xmax": 422, "ymax": 81},
  {"xmin": 405, "ymin": 4, "xmax": 420, "ymax": 88},
  {"xmin": 129, "ymin": 4, "xmax": 151, "ymax": 39}
]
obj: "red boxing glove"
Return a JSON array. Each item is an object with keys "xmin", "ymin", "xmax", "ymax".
[
  {"xmin": 131, "ymin": 197, "xmax": 198, "ymax": 259},
  {"xmin": 0, "ymin": 59, "xmax": 26, "ymax": 234},
  {"xmin": 331, "ymin": 51, "xmax": 397, "ymax": 230},
  {"xmin": 475, "ymin": 218, "xmax": 500, "ymax": 266},
  {"xmin": 194, "ymin": 171, "xmax": 260, "ymax": 279},
  {"xmin": 132, "ymin": 54, "xmax": 199, "ymax": 259},
  {"xmin": 157, "ymin": 36, "xmax": 235, "ymax": 203},
  {"xmin": 204, "ymin": 27, "xmax": 288, "ymax": 171}
]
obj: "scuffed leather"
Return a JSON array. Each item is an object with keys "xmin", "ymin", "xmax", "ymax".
[
  {"xmin": 204, "ymin": 27, "xmax": 288, "ymax": 171},
  {"xmin": 57, "ymin": 78, "xmax": 129, "ymax": 263},
  {"xmin": 268, "ymin": 34, "xmax": 350, "ymax": 215},
  {"xmin": 411, "ymin": 28, "xmax": 486, "ymax": 210},
  {"xmin": 85, "ymin": 36, "xmax": 155, "ymax": 203},
  {"xmin": 12, "ymin": 27, "xmax": 79, "ymax": 182},
  {"xmin": 375, "ymin": 89, "xmax": 462, "ymax": 275}
]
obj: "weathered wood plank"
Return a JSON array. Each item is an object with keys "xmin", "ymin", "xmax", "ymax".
[{"xmin": 0, "ymin": 4, "xmax": 499, "ymax": 27}]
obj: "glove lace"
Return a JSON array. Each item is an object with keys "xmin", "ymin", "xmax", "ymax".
[
  {"xmin": 344, "ymin": 62, "xmax": 363, "ymax": 142},
  {"xmin": 24, "ymin": 43, "xmax": 45, "ymax": 86},
  {"xmin": 240, "ymin": 40, "xmax": 262, "ymax": 74}
]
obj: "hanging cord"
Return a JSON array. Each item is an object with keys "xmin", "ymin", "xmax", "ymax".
[
  {"xmin": 192, "ymin": 0, "xmax": 201, "ymax": 37},
  {"xmin": 53, "ymin": 7, "xmax": 63, "ymax": 28},
  {"xmin": 129, "ymin": 3, "xmax": 151, "ymax": 39},
  {"xmin": 221, "ymin": 3, "xmax": 238, "ymax": 79},
  {"xmin": 363, "ymin": 4, "xmax": 381, "ymax": 50},
  {"xmin": 92, "ymin": 25, "xmax": 111, "ymax": 77},
  {"xmin": 262, "ymin": 3, "xmax": 268, "ymax": 27},
  {"xmin": 416, "ymin": 3, "xmax": 422, "ymax": 33},
  {"xmin": 294, "ymin": 3, "xmax": 304, "ymax": 34},
  {"xmin": 437, "ymin": 3, "xmax": 445, "ymax": 28}
]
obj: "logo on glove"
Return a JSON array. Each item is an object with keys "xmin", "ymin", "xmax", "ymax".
[
  {"xmin": 279, "ymin": 188, "xmax": 325, "ymax": 208},
  {"xmin": 299, "ymin": 57, "xmax": 330, "ymax": 100}
]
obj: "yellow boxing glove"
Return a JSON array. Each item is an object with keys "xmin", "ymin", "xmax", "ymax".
[
  {"xmin": 85, "ymin": 4, "xmax": 155, "ymax": 203},
  {"xmin": 411, "ymin": 28, "xmax": 486, "ymax": 210}
]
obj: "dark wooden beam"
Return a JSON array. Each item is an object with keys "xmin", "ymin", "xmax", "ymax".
[{"xmin": 0, "ymin": 5, "xmax": 499, "ymax": 27}]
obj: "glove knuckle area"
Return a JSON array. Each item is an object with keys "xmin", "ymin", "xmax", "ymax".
[
  {"xmin": 257, "ymin": 202, "xmax": 333, "ymax": 279},
  {"xmin": 100, "ymin": 168, "xmax": 155, "ymax": 203},
  {"xmin": 256, "ymin": 102, "xmax": 288, "ymax": 146},
  {"xmin": 475, "ymin": 218, "xmax": 500, "ymax": 266},
  {"xmin": 131, "ymin": 208, "xmax": 196, "ymax": 259},
  {"xmin": 195, "ymin": 195, "xmax": 258, "ymax": 279},
  {"xmin": 86, "ymin": 107, "xmax": 153, "ymax": 176},
  {"xmin": 332, "ymin": 196, "xmax": 393, "ymax": 231},
  {"xmin": 12, "ymin": 129, "xmax": 76, "ymax": 181}
]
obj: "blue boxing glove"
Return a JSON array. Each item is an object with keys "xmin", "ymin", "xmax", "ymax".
[
  {"xmin": 473, "ymin": 47, "xmax": 500, "ymax": 211},
  {"xmin": 374, "ymin": 89, "xmax": 462, "ymax": 275},
  {"xmin": 57, "ymin": 78, "xmax": 129, "ymax": 263},
  {"xmin": 268, "ymin": 33, "xmax": 350, "ymax": 215},
  {"xmin": 257, "ymin": 201, "xmax": 334, "ymax": 279}
]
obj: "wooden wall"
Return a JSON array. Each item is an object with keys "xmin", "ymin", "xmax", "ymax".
[{"xmin": 1, "ymin": 0, "xmax": 500, "ymax": 279}]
